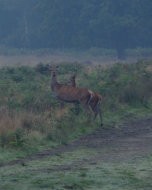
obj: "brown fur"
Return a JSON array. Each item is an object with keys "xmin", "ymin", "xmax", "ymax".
[
  {"xmin": 68, "ymin": 73, "xmax": 103, "ymax": 126},
  {"xmin": 53, "ymin": 84, "xmax": 92, "ymax": 104},
  {"xmin": 90, "ymin": 92, "xmax": 102, "ymax": 123},
  {"xmin": 50, "ymin": 67, "xmax": 93, "ymax": 117}
]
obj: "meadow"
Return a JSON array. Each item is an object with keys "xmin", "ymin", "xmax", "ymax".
[
  {"xmin": 0, "ymin": 60, "xmax": 152, "ymax": 189},
  {"xmin": 0, "ymin": 61, "xmax": 152, "ymax": 156}
]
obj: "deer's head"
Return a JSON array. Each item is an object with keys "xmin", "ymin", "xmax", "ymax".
[{"xmin": 48, "ymin": 65, "xmax": 59, "ymax": 78}]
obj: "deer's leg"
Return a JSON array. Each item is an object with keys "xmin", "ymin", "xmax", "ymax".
[
  {"xmin": 74, "ymin": 102, "xmax": 80, "ymax": 115},
  {"xmin": 97, "ymin": 104, "xmax": 103, "ymax": 127},
  {"xmin": 80, "ymin": 93, "xmax": 94, "ymax": 121},
  {"xmin": 89, "ymin": 100, "xmax": 98, "ymax": 120},
  {"xmin": 93, "ymin": 102, "xmax": 103, "ymax": 127},
  {"xmin": 81, "ymin": 102, "xmax": 93, "ymax": 121},
  {"xmin": 93, "ymin": 110, "xmax": 98, "ymax": 120}
]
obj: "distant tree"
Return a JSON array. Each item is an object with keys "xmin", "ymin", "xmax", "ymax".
[{"xmin": 0, "ymin": 0, "xmax": 152, "ymax": 58}]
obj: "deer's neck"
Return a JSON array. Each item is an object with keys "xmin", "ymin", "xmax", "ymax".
[{"xmin": 51, "ymin": 75, "xmax": 59, "ymax": 91}]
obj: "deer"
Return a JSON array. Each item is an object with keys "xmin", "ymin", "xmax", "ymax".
[
  {"xmin": 58, "ymin": 74, "xmax": 77, "ymax": 109},
  {"xmin": 49, "ymin": 65, "xmax": 98, "ymax": 123},
  {"xmin": 68, "ymin": 72, "xmax": 103, "ymax": 126}
]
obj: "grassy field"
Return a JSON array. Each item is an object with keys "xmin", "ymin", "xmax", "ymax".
[
  {"xmin": 0, "ymin": 148, "xmax": 152, "ymax": 190},
  {"xmin": 0, "ymin": 60, "xmax": 152, "ymax": 189},
  {"xmin": 0, "ymin": 61, "xmax": 152, "ymax": 155}
]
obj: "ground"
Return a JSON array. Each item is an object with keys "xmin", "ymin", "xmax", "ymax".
[{"xmin": 0, "ymin": 117, "xmax": 152, "ymax": 189}]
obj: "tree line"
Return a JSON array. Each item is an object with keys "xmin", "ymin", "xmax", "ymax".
[{"xmin": 0, "ymin": 0, "xmax": 152, "ymax": 58}]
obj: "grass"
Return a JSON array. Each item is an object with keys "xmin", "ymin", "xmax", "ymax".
[
  {"xmin": 0, "ymin": 60, "xmax": 152, "ymax": 161},
  {"xmin": 0, "ymin": 147, "xmax": 152, "ymax": 190},
  {"xmin": 0, "ymin": 54, "xmax": 152, "ymax": 190}
]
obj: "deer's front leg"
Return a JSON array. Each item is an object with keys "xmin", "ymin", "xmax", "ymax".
[{"xmin": 94, "ymin": 104, "xmax": 103, "ymax": 127}]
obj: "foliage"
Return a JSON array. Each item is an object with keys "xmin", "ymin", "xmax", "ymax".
[{"xmin": 1, "ymin": 1, "xmax": 152, "ymax": 57}]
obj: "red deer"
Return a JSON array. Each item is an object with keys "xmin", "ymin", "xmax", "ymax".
[
  {"xmin": 68, "ymin": 73, "xmax": 103, "ymax": 126},
  {"xmin": 59, "ymin": 74, "xmax": 76, "ymax": 108},
  {"xmin": 49, "ymin": 66, "xmax": 97, "ymax": 122}
]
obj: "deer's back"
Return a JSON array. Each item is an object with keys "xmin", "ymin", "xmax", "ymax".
[{"xmin": 54, "ymin": 85, "xmax": 90, "ymax": 102}]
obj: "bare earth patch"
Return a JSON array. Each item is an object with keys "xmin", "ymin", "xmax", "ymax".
[{"xmin": 0, "ymin": 117, "xmax": 152, "ymax": 170}]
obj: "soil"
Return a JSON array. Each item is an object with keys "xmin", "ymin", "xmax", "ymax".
[{"xmin": 0, "ymin": 117, "xmax": 152, "ymax": 169}]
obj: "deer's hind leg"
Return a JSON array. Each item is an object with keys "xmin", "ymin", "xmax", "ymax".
[
  {"xmin": 84, "ymin": 105, "xmax": 94, "ymax": 123},
  {"xmin": 74, "ymin": 102, "xmax": 80, "ymax": 115},
  {"xmin": 93, "ymin": 102, "xmax": 103, "ymax": 127},
  {"xmin": 97, "ymin": 104, "xmax": 103, "ymax": 127},
  {"xmin": 80, "ymin": 100, "xmax": 93, "ymax": 122}
]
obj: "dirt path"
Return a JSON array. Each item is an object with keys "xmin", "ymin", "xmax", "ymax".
[{"xmin": 0, "ymin": 117, "xmax": 152, "ymax": 168}]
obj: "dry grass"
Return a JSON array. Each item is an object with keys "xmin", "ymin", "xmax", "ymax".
[
  {"xmin": 55, "ymin": 107, "xmax": 69, "ymax": 119},
  {"xmin": 0, "ymin": 107, "xmax": 21, "ymax": 134},
  {"xmin": 0, "ymin": 105, "xmax": 69, "ymax": 144},
  {"xmin": 0, "ymin": 107, "xmax": 53, "ymax": 135},
  {"xmin": 0, "ymin": 107, "xmax": 56, "ymax": 147}
]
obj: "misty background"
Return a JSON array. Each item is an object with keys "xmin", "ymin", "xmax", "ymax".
[{"xmin": 0, "ymin": 0, "xmax": 152, "ymax": 59}]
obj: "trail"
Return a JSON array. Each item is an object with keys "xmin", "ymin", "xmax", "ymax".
[{"xmin": 0, "ymin": 117, "xmax": 152, "ymax": 169}]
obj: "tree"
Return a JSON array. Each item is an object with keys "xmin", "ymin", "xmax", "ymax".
[{"xmin": 0, "ymin": 0, "xmax": 152, "ymax": 57}]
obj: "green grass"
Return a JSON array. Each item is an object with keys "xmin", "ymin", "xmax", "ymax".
[
  {"xmin": 0, "ymin": 148, "xmax": 152, "ymax": 190},
  {"xmin": 0, "ymin": 61, "xmax": 152, "ymax": 161}
]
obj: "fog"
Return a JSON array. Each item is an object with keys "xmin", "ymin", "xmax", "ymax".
[{"xmin": 0, "ymin": 0, "xmax": 152, "ymax": 59}]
